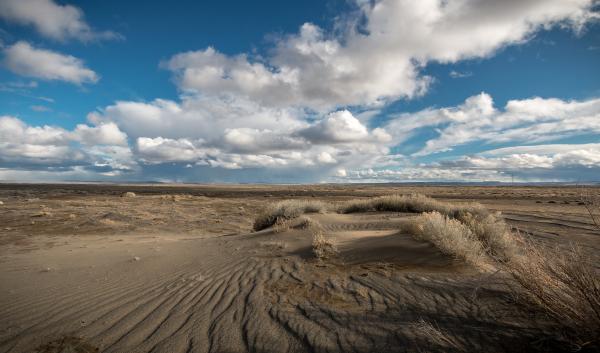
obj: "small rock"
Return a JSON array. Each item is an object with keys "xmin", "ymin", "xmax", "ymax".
[
  {"xmin": 42, "ymin": 267, "xmax": 52, "ymax": 272},
  {"xmin": 0, "ymin": 201, "xmax": 4, "ymax": 205},
  {"xmin": 132, "ymin": 256, "xmax": 141, "ymax": 262},
  {"xmin": 68, "ymin": 214, "xmax": 77, "ymax": 219},
  {"xmin": 121, "ymin": 192, "xmax": 136, "ymax": 198}
]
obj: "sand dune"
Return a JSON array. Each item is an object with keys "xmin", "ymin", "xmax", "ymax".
[
  {"xmin": 0, "ymin": 213, "xmax": 546, "ymax": 352},
  {"xmin": 0, "ymin": 184, "xmax": 598, "ymax": 352}
]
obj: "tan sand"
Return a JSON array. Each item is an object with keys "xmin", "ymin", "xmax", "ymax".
[{"xmin": 0, "ymin": 184, "xmax": 598, "ymax": 352}]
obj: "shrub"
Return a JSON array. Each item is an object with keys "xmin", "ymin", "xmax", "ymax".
[
  {"xmin": 457, "ymin": 212, "xmax": 518, "ymax": 261},
  {"xmin": 253, "ymin": 200, "xmax": 328, "ymax": 231},
  {"xmin": 338, "ymin": 193, "xmax": 490, "ymax": 220},
  {"xmin": 338, "ymin": 194, "xmax": 450, "ymax": 214},
  {"xmin": 412, "ymin": 319, "xmax": 464, "ymax": 351},
  {"xmin": 505, "ymin": 241, "xmax": 600, "ymax": 350},
  {"xmin": 411, "ymin": 212, "xmax": 486, "ymax": 266},
  {"xmin": 311, "ymin": 224, "xmax": 338, "ymax": 260},
  {"xmin": 579, "ymin": 189, "xmax": 600, "ymax": 230}
]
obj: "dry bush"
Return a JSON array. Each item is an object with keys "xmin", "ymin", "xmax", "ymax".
[
  {"xmin": 412, "ymin": 318, "xmax": 464, "ymax": 351},
  {"xmin": 253, "ymin": 199, "xmax": 328, "ymax": 231},
  {"xmin": 294, "ymin": 216, "xmax": 316, "ymax": 230},
  {"xmin": 339, "ymin": 193, "xmax": 489, "ymax": 219},
  {"xmin": 272, "ymin": 217, "xmax": 291, "ymax": 233},
  {"xmin": 411, "ymin": 212, "xmax": 486, "ymax": 266},
  {"xmin": 579, "ymin": 188, "xmax": 600, "ymax": 230},
  {"xmin": 504, "ymin": 241, "xmax": 600, "ymax": 350},
  {"xmin": 309, "ymin": 222, "xmax": 338, "ymax": 260},
  {"xmin": 457, "ymin": 212, "xmax": 518, "ymax": 260},
  {"xmin": 339, "ymin": 194, "xmax": 450, "ymax": 214},
  {"xmin": 254, "ymin": 194, "xmax": 518, "ymax": 261}
]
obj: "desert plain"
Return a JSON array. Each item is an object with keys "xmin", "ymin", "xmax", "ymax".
[{"xmin": 0, "ymin": 183, "xmax": 598, "ymax": 353}]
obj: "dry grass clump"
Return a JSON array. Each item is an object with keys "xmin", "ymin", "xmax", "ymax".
[
  {"xmin": 253, "ymin": 199, "xmax": 328, "ymax": 231},
  {"xmin": 294, "ymin": 216, "xmax": 317, "ymax": 230},
  {"xmin": 505, "ymin": 241, "xmax": 600, "ymax": 350},
  {"xmin": 339, "ymin": 193, "xmax": 489, "ymax": 219},
  {"xmin": 580, "ymin": 189, "xmax": 600, "ymax": 230},
  {"xmin": 339, "ymin": 193, "xmax": 450, "ymax": 214},
  {"xmin": 411, "ymin": 318, "xmax": 464, "ymax": 351},
  {"xmin": 255, "ymin": 194, "xmax": 518, "ymax": 263},
  {"xmin": 457, "ymin": 212, "xmax": 518, "ymax": 260},
  {"xmin": 309, "ymin": 221, "xmax": 338, "ymax": 260},
  {"xmin": 410, "ymin": 212, "xmax": 486, "ymax": 266},
  {"xmin": 272, "ymin": 217, "xmax": 291, "ymax": 233}
]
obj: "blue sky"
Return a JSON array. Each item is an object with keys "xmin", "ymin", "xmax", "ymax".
[{"xmin": 1, "ymin": 0, "xmax": 599, "ymax": 183}]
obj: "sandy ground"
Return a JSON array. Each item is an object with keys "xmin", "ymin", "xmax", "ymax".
[{"xmin": 0, "ymin": 184, "xmax": 598, "ymax": 353}]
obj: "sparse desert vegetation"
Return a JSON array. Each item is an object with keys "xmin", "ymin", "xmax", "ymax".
[
  {"xmin": 254, "ymin": 192, "xmax": 599, "ymax": 350},
  {"xmin": 253, "ymin": 199, "xmax": 328, "ymax": 231},
  {"xmin": 255, "ymin": 193, "xmax": 519, "ymax": 263},
  {"xmin": 409, "ymin": 211, "xmax": 486, "ymax": 266},
  {"xmin": 1, "ymin": 184, "xmax": 599, "ymax": 353},
  {"xmin": 504, "ymin": 242, "xmax": 600, "ymax": 351}
]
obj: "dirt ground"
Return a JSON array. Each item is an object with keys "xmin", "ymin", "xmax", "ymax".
[{"xmin": 0, "ymin": 183, "xmax": 598, "ymax": 353}]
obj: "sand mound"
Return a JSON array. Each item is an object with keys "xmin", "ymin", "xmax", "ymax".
[{"xmin": 0, "ymin": 212, "xmax": 552, "ymax": 353}]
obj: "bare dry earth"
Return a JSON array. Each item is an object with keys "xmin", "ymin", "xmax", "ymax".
[{"xmin": 0, "ymin": 184, "xmax": 598, "ymax": 353}]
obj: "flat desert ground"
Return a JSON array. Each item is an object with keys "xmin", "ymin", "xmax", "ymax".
[{"xmin": 0, "ymin": 184, "xmax": 598, "ymax": 353}]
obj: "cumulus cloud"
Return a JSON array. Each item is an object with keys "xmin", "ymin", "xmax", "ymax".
[
  {"xmin": 0, "ymin": 0, "xmax": 121, "ymax": 42},
  {"xmin": 3, "ymin": 41, "xmax": 99, "ymax": 84},
  {"xmin": 384, "ymin": 93, "xmax": 600, "ymax": 156},
  {"xmin": 0, "ymin": 116, "xmax": 134, "ymax": 174},
  {"xmin": 73, "ymin": 122, "xmax": 128, "ymax": 146},
  {"xmin": 298, "ymin": 110, "xmax": 369, "ymax": 143},
  {"xmin": 89, "ymin": 95, "xmax": 391, "ymax": 172},
  {"xmin": 335, "ymin": 142, "xmax": 600, "ymax": 183},
  {"xmin": 164, "ymin": 0, "xmax": 597, "ymax": 111},
  {"xmin": 453, "ymin": 143, "xmax": 600, "ymax": 169},
  {"xmin": 136, "ymin": 137, "xmax": 211, "ymax": 164}
]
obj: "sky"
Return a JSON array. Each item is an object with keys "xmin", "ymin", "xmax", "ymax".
[{"xmin": 0, "ymin": 0, "xmax": 599, "ymax": 183}]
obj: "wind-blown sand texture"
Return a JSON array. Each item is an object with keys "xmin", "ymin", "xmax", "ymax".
[{"xmin": 0, "ymin": 184, "xmax": 598, "ymax": 352}]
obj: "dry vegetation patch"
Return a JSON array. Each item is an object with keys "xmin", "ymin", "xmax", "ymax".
[
  {"xmin": 411, "ymin": 319, "xmax": 464, "ymax": 351},
  {"xmin": 504, "ymin": 241, "xmax": 600, "ymax": 350},
  {"xmin": 253, "ymin": 199, "xmax": 328, "ymax": 231},
  {"xmin": 307, "ymin": 219, "xmax": 338, "ymax": 260},
  {"xmin": 254, "ymin": 194, "xmax": 518, "ymax": 263},
  {"xmin": 252, "ymin": 193, "xmax": 600, "ymax": 349},
  {"xmin": 409, "ymin": 212, "xmax": 486, "ymax": 266}
]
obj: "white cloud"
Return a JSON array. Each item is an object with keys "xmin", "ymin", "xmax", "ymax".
[
  {"xmin": 72, "ymin": 122, "xmax": 128, "ymax": 146},
  {"xmin": 164, "ymin": 0, "xmax": 597, "ymax": 111},
  {"xmin": 222, "ymin": 128, "xmax": 305, "ymax": 153},
  {"xmin": 337, "ymin": 167, "xmax": 509, "ymax": 183},
  {"xmin": 298, "ymin": 110, "xmax": 369, "ymax": 143},
  {"xmin": 0, "ymin": 116, "xmax": 134, "ymax": 173},
  {"xmin": 88, "ymin": 96, "xmax": 304, "ymax": 141},
  {"xmin": 0, "ymin": 0, "xmax": 121, "ymax": 42},
  {"xmin": 90, "ymin": 95, "xmax": 391, "ymax": 172},
  {"xmin": 459, "ymin": 143, "xmax": 600, "ymax": 169},
  {"xmin": 384, "ymin": 93, "xmax": 600, "ymax": 156},
  {"xmin": 3, "ymin": 41, "xmax": 99, "ymax": 84},
  {"xmin": 136, "ymin": 137, "xmax": 211, "ymax": 164}
]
